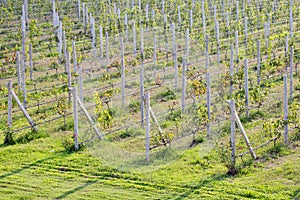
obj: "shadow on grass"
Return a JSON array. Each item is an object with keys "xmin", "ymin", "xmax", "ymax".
[
  {"xmin": 55, "ymin": 180, "xmax": 98, "ymax": 199},
  {"xmin": 174, "ymin": 173, "xmax": 228, "ymax": 200},
  {"xmin": 0, "ymin": 151, "xmax": 71, "ymax": 180},
  {"xmin": 0, "ymin": 156, "xmax": 55, "ymax": 180}
]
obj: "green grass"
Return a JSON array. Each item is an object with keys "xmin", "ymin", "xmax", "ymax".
[{"xmin": 0, "ymin": 132, "xmax": 299, "ymax": 199}]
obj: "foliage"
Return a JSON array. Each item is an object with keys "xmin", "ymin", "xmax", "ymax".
[
  {"xmin": 15, "ymin": 129, "xmax": 49, "ymax": 144},
  {"xmin": 262, "ymin": 118, "xmax": 284, "ymax": 140},
  {"xmin": 249, "ymin": 85, "xmax": 268, "ymax": 108},
  {"xmin": 196, "ymin": 101, "xmax": 208, "ymax": 126},
  {"xmin": 54, "ymin": 95, "xmax": 69, "ymax": 128},
  {"xmin": 216, "ymin": 141, "xmax": 237, "ymax": 175},
  {"xmin": 94, "ymin": 91, "xmax": 114, "ymax": 129},
  {"xmin": 289, "ymin": 100, "xmax": 300, "ymax": 128},
  {"xmin": 188, "ymin": 75, "xmax": 206, "ymax": 101},
  {"xmin": 128, "ymin": 100, "xmax": 140, "ymax": 113},
  {"xmin": 155, "ymin": 88, "xmax": 176, "ymax": 102}
]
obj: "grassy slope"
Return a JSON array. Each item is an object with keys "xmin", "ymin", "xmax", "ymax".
[{"xmin": 0, "ymin": 133, "xmax": 299, "ymax": 200}]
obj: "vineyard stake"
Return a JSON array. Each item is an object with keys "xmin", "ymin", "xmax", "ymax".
[
  {"xmin": 105, "ymin": 31, "xmax": 109, "ymax": 72},
  {"xmin": 289, "ymin": 46, "xmax": 294, "ymax": 100},
  {"xmin": 186, "ymin": 29, "xmax": 190, "ymax": 66},
  {"xmin": 16, "ymin": 52, "xmax": 21, "ymax": 94},
  {"xmin": 234, "ymin": 108, "xmax": 257, "ymax": 159},
  {"xmin": 244, "ymin": 59, "xmax": 249, "ymax": 117},
  {"xmin": 72, "ymin": 87, "xmax": 79, "ymax": 150},
  {"xmin": 11, "ymin": 90, "xmax": 37, "ymax": 131},
  {"xmin": 230, "ymin": 44, "xmax": 234, "ymax": 96},
  {"xmin": 63, "ymin": 31, "xmax": 67, "ymax": 71},
  {"xmin": 29, "ymin": 44, "xmax": 33, "ymax": 81},
  {"xmin": 145, "ymin": 91, "xmax": 150, "ymax": 162},
  {"xmin": 78, "ymin": 65, "xmax": 83, "ymax": 103},
  {"xmin": 235, "ymin": 30, "xmax": 239, "ymax": 66},
  {"xmin": 257, "ymin": 40, "xmax": 261, "ymax": 85},
  {"xmin": 206, "ymin": 72, "xmax": 211, "ymax": 137},
  {"xmin": 66, "ymin": 52, "xmax": 72, "ymax": 105},
  {"xmin": 72, "ymin": 41, "xmax": 77, "ymax": 72},
  {"xmin": 120, "ymin": 37, "xmax": 125, "ymax": 108},
  {"xmin": 7, "ymin": 80, "xmax": 12, "ymax": 132},
  {"xmin": 230, "ymin": 100, "xmax": 236, "ymax": 168},
  {"xmin": 283, "ymin": 75, "xmax": 288, "ymax": 144},
  {"xmin": 76, "ymin": 95, "xmax": 102, "ymax": 139},
  {"xmin": 182, "ymin": 59, "xmax": 186, "ymax": 113},
  {"xmin": 133, "ymin": 21, "xmax": 137, "ymax": 58},
  {"xmin": 153, "ymin": 36, "xmax": 157, "ymax": 80}
]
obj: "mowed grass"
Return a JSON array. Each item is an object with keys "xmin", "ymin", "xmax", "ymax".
[{"xmin": 0, "ymin": 132, "xmax": 299, "ymax": 200}]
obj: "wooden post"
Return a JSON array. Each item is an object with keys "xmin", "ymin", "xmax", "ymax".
[
  {"xmin": 91, "ymin": 15, "xmax": 96, "ymax": 54},
  {"xmin": 234, "ymin": 110, "xmax": 257, "ymax": 159},
  {"xmin": 58, "ymin": 21, "xmax": 63, "ymax": 57},
  {"xmin": 7, "ymin": 80, "xmax": 12, "ymax": 132},
  {"xmin": 244, "ymin": 17, "xmax": 248, "ymax": 47},
  {"xmin": 21, "ymin": 9, "xmax": 26, "ymax": 107},
  {"xmin": 29, "ymin": 43, "xmax": 33, "ymax": 81},
  {"xmin": 230, "ymin": 100, "xmax": 236, "ymax": 168},
  {"xmin": 145, "ymin": 91, "xmax": 150, "ymax": 162},
  {"xmin": 285, "ymin": 35, "xmax": 289, "ymax": 60},
  {"xmin": 244, "ymin": 59, "xmax": 249, "ymax": 117},
  {"xmin": 105, "ymin": 31, "xmax": 109, "ymax": 72},
  {"xmin": 257, "ymin": 40, "xmax": 261, "ymax": 85},
  {"xmin": 63, "ymin": 31, "xmax": 67, "ymax": 71},
  {"xmin": 121, "ymin": 37, "xmax": 125, "ymax": 108},
  {"xmin": 21, "ymin": 51, "xmax": 26, "ymax": 108},
  {"xmin": 284, "ymin": 75, "xmax": 288, "ymax": 144},
  {"xmin": 189, "ymin": 10, "xmax": 193, "ymax": 29},
  {"xmin": 172, "ymin": 23, "xmax": 178, "ymax": 90},
  {"xmin": 72, "ymin": 41, "xmax": 77, "ymax": 72},
  {"xmin": 99, "ymin": 26, "xmax": 103, "ymax": 59},
  {"xmin": 216, "ymin": 21, "xmax": 220, "ymax": 63},
  {"xmin": 52, "ymin": 0, "xmax": 56, "ymax": 26},
  {"xmin": 290, "ymin": 46, "xmax": 294, "ymax": 100},
  {"xmin": 213, "ymin": 5, "xmax": 217, "ymax": 23},
  {"xmin": 11, "ymin": 90, "xmax": 37, "ymax": 131},
  {"xmin": 133, "ymin": 21, "xmax": 137, "ymax": 57},
  {"xmin": 16, "ymin": 52, "xmax": 21, "ymax": 94},
  {"xmin": 24, "ymin": 0, "xmax": 28, "ymax": 24},
  {"xmin": 163, "ymin": 15, "xmax": 168, "ymax": 62},
  {"xmin": 182, "ymin": 59, "xmax": 186, "ymax": 113},
  {"xmin": 82, "ymin": 2, "xmax": 86, "ymax": 28},
  {"xmin": 78, "ymin": 65, "xmax": 83, "ymax": 103},
  {"xmin": 205, "ymin": 35, "xmax": 209, "ymax": 70},
  {"xmin": 125, "ymin": 14, "xmax": 128, "ymax": 42},
  {"xmin": 85, "ymin": 6, "xmax": 88, "ymax": 33},
  {"xmin": 230, "ymin": 44, "xmax": 234, "ymax": 95},
  {"xmin": 78, "ymin": 0, "xmax": 81, "ymax": 19},
  {"xmin": 206, "ymin": 72, "xmax": 211, "ymax": 137},
  {"xmin": 140, "ymin": 61, "xmax": 145, "ymax": 127},
  {"xmin": 185, "ymin": 29, "xmax": 190, "ymax": 66},
  {"xmin": 66, "ymin": 52, "xmax": 72, "ymax": 105},
  {"xmin": 21, "ymin": 5, "xmax": 26, "ymax": 65},
  {"xmin": 226, "ymin": 12, "xmax": 229, "ymax": 37},
  {"xmin": 72, "ymin": 87, "xmax": 79, "ymax": 150},
  {"xmin": 202, "ymin": 0, "xmax": 206, "ymax": 37},
  {"xmin": 235, "ymin": 30, "xmax": 239, "ymax": 65},
  {"xmin": 153, "ymin": 36, "xmax": 157, "ymax": 80},
  {"xmin": 76, "ymin": 95, "xmax": 102, "ymax": 139}
]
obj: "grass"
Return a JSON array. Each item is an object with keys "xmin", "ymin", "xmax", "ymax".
[{"xmin": 0, "ymin": 132, "xmax": 299, "ymax": 199}]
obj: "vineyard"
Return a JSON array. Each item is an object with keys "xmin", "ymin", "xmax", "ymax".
[{"xmin": 0, "ymin": 0, "xmax": 300, "ymax": 199}]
